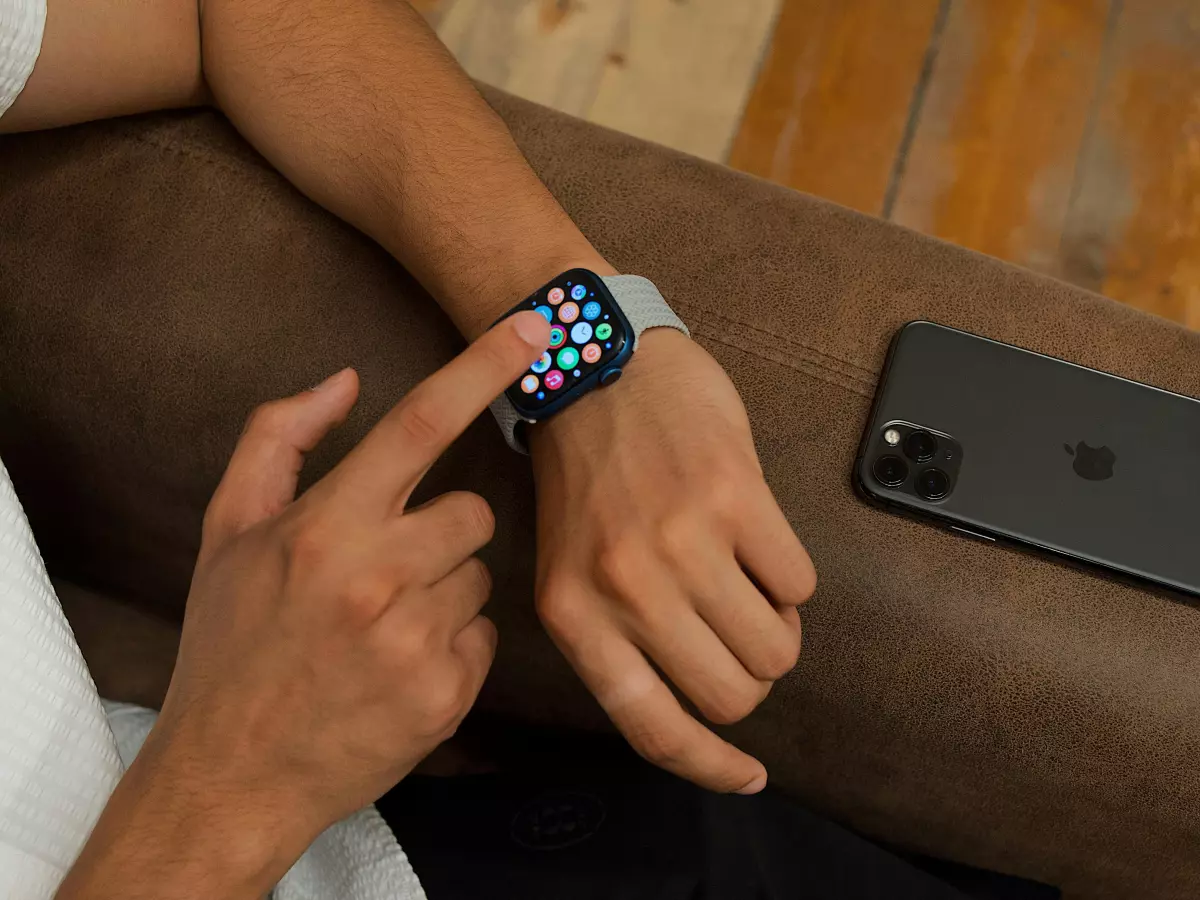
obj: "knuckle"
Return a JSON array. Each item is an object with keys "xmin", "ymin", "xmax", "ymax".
[
  {"xmin": 657, "ymin": 513, "xmax": 701, "ymax": 562},
  {"xmin": 338, "ymin": 573, "xmax": 394, "ymax": 626},
  {"xmin": 595, "ymin": 537, "xmax": 650, "ymax": 602},
  {"xmin": 535, "ymin": 576, "xmax": 595, "ymax": 644},
  {"xmin": 243, "ymin": 399, "xmax": 292, "ymax": 440},
  {"xmin": 201, "ymin": 494, "xmax": 232, "ymax": 540},
  {"xmin": 757, "ymin": 638, "xmax": 801, "ymax": 681},
  {"xmin": 397, "ymin": 400, "xmax": 445, "ymax": 449},
  {"xmin": 453, "ymin": 492, "xmax": 496, "ymax": 545},
  {"xmin": 420, "ymin": 669, "xmax": 467, "ymax": 734},
  {"xmin": 286, "ymin": 518, "xmax": 335, "ymax": 572},
  {"xmin": 631, "ymin": 727, "xmax": 684, "ymax": 770},
  {"xmin": 534, "ymin": 579, "xmax": 576, "ymax": 637},
  {"xmin": 389, "ymin": 619, "xmax": 435, "ymax": 664},
  {"xmin": 702, "ymin": 684, "xmax": 764, "ymax": 726},
  {"xmin": 463, "ymin": 556, "xmax": 493, "ymax": 596},
  {"xmin": 701, "ymin": 468, "xmax": 744, "ymax": 521}
]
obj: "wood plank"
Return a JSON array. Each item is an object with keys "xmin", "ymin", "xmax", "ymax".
[
  {"xmin": 727, "ymin": 0, "xmax": 942, "ymax": 216},
  {"xmin": 1061, "ymin": 0, "xmax": 1200, "ymax": 327},
  {"xmin": 433, "ymin": 0, "xmax": 628, "ymax": 118},
  {"xmin": 890, "ymin": 0, "xmax": 1111, "ymax": 275},
  {"xmin": 407, "ymin": 0, "xmax": 445, "ymax": 14},
  {"xmin": 584, "ymin": 0, "xmax": 782, "ymax": 163}
]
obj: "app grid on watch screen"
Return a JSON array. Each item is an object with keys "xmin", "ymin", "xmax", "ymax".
[{"xmin": 508, "ymin": 276, "xmax": 626, "ymax": 410}]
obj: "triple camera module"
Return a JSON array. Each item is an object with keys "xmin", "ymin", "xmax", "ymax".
[{"xmin": 869, "ymin": 423, "xmax": 961, "ymax": 502}]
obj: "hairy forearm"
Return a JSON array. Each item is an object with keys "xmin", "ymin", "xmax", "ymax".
[
  {"xmin": 200, "ymin": 0, "xmax": 611, "ymax": 339},
  {"xmin": 56, "ymin": 729, "xmax": 311, "ymax": 900}
]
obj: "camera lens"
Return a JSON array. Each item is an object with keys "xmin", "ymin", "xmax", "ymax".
[
  {"xmin": 872, "ymin": 454, "xmax": 909, "ymax": 488},
  {"xmin": 916, "ymin": 467, "xmax": 950, "ymax": 501},
  {"xmin": 903, "ymin": 430, "xmax": 938, "ymax": 463}
]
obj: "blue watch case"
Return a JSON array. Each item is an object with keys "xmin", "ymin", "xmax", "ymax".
[{"xmin": 497, "ymin": 268, "xmax": 633, "ymax": 422}]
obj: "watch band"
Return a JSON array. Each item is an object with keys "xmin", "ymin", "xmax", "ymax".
[{"xmin": 489, "ymin": 275, "xmax": 689, "ymax": 453}]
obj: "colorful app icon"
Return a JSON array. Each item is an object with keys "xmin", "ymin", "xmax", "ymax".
[
  {"xmin": 547, "ymin": 287, "xmax": 565, "ymax": 305},
  {"xmin": 581, "ymin": 342, "xmax": 602, "ymax": 364},
  {"xmin": 571, "ymin": 284, "xmax": 588, "ymax": 301},
  {"xmin": 520, "ymin": 374, "xmax": 539, "ymax": 394},
  {"xmin": 544, "ymin": 370, "xmax": 564, "ymax": 390},
  {"xmin": 582, "ymin": 301, "xmax": 601, "ymax": 321},
  {"xmin": 556, "ymin": 346, "xmax": 580, "ymax": 370},
  {"xmin": 571, "ymin": 321, "xmax": 593, "ymax": 344},
  {"xmin": 530, "ymin": 352, "xmax": 552, "ymax": 374},
  {"xmin": 535, "ymin": 305, "xmax": 553, "ymax": 323},
  {"xmin": 595, "ymin": 322, "xmax": 613, "ymax": 340},
  {"xmin": 549, "ymin": 325, "xmax": 566, "ymax": 348},
  {"xmin": 558, "ymin": 302, "xmax": 580, "ymax": 324}
]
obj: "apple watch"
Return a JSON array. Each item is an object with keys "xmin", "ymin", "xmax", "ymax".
[{"xmin": 489, "ymin": 268, "xmax": 689, "ymax": 451}]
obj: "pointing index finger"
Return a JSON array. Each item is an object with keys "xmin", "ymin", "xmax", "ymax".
[{"xmin": 335, "ymin": 311, "xmax": 549, "ymax": 508}]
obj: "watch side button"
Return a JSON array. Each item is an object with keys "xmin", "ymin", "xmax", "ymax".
[{"xmin": 599, "ymin": 368, "xmax": 623, "ymax": 387}]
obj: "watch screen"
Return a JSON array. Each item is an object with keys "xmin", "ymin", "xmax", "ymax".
[{"xmin": 502, "ymin": 270, "xmax": 629, "ymax": 413}]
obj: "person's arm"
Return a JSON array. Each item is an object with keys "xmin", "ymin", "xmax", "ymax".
[
  {"xmin": 199, "ymin": 0, "xmax": 609, "ymax": 340},
  {"xmin": 0, "ymin": 0, "xmax": 204, "ymax": 132},
  {"xmin": 5, "ymin": 0, "xmax": 816, "ymax": 794},
  {"xmin": 57, "ymin": 314, "xmax": 551, "ymax": 899}
]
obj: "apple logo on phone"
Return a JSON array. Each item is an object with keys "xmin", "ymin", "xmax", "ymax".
[{"xmin": 1063, "ymin": 441, "xmax": 1116, "ymax": 481}]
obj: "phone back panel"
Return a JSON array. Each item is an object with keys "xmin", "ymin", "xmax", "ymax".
[{"xmin": 857, "ymin": 321, "xmax": 1200, "ymax": 596}]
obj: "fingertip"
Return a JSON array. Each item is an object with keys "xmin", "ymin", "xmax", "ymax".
[
  {"xmin": 509, "ymin": 310, "xmax": 552, "ymax": 350},
  {"xmin": 311, "ymin": 367, "xmax": 355, "ymax": 393},
  {"xmin": 309, "ymin": 367, "xmax": 359, "ymax": 416},
  {"xmin": 735, "ymin": 769, "xmax": 768, "ymax": 795}
]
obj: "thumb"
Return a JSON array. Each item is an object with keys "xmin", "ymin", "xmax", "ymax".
[{"xmin": 201, "ymin": 368, "xmax": 360, "ymax": 552}]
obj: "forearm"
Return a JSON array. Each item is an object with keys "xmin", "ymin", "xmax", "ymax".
[
  {"xmin": 200, "ymin": 0, "xmax": 611, "ymax": 339},
  {"xmin": 56, "ymin": 730, "xmax": 310, "ymax": 900}
]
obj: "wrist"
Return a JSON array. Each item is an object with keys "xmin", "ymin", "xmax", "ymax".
[
  {"xmin": 457, "ymin": 246, "xmax": 617, "ymax": 340},
  {"xmin": 58, "ymin": 729, "xmax": 317, "ymax": 900},
  {"xmin": 529, "ymin": 327, "xmax": 688, "ymax": 455}
]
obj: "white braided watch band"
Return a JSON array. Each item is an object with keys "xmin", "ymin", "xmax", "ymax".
[{"xmin": 488, "ymin": 275, "xmax": 689, "ymax": 453}]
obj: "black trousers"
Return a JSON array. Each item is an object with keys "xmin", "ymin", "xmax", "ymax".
[{"xmin": 378, "ymin": 722, "xmax": 1058, "ymax": 900}]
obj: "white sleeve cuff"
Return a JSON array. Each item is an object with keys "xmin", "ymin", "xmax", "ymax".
[{"xmin": 0, "ymin": 0, "xmax": 46, "ymax": 119}]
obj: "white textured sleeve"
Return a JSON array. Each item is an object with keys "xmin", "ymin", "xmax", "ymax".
[
  {"xmin": 0, "ymin": 0, "xmax": 45, "ymax": 119},
  {"xmin": 0, "ymin": 459, "xmax": 123, "ymax": 899}
]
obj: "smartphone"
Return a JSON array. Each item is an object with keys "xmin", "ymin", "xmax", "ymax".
[{"xmin": 854, "ymin": 321, "xmax": 1200, "ymax": 598}]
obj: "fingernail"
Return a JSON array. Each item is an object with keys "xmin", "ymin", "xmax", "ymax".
[
  {"xmin": 512, "ymin": 311, "xmax": 550, "ymax": 347},
  {"xmin": 735, "ymin": 773, "xmax": 767, "ymax": 795},
  {"xmin": 311, "ymin": 368, "xmax": 350, "ymax": 392}
]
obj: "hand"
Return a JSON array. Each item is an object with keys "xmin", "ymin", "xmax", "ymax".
[
  {"xmin": 118, "ymin": 313, "xmax": 549, "ymax": 881},
  {"xmin": 529, "ymin": 328, "xmax": 816, "ymax": 794}
]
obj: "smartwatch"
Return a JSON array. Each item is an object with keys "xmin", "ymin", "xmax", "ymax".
[{"xmin": 489, "ymin": 268, "xmax": 689, "ymax": 451}]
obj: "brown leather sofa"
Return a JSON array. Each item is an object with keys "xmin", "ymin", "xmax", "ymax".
[{"xmin": 1, "ymin": 88, "xmax": 1197, "ymax": 900}]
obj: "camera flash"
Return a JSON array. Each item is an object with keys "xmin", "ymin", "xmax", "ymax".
[{"xmin": 883, "ymin": 428, "xmax": 901, "ymax": 446}]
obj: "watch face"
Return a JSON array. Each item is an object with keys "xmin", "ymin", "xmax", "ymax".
[{"xmin": 500, "ymin": 269, "xmax": 630, "ymax": 418}]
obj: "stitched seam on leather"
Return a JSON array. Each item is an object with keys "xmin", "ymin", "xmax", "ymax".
[
  {"xmin": 674, "ymin": 301, "xmax": 877, "ymax": 382},
  {"xmin": 692, "ymin": 325, "xmax": 874, "ymax": 399}
]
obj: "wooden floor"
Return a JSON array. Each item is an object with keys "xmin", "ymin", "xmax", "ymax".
[{"xmin": 417, "ymin": 0, "xmax": 1200, "ymax": 329}]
